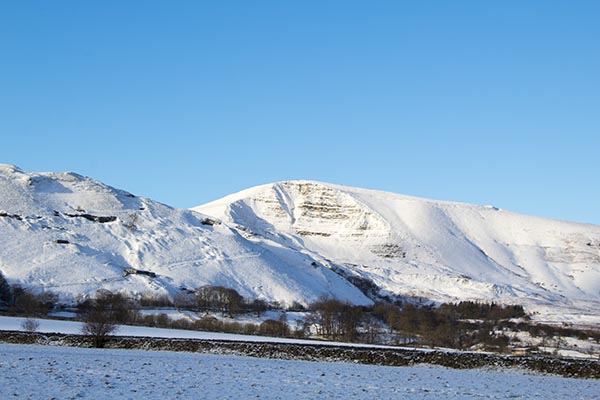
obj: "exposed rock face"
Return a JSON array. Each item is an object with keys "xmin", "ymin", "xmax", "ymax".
[
  {"xmin": 225, "ymin": 181, "xmax": 390, "ymax": 241},
  {"xmin": 370, "ymin": 243, "xmax": 406, "ymax": 259},
  {"xmin": 286, "ymin": 181, "xmax": 390, "ymax": 239}
]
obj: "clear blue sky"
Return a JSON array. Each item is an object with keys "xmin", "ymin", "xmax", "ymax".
[{"xmin": 1, "ymin": 1, "xmax": 599, "ymax": 224}]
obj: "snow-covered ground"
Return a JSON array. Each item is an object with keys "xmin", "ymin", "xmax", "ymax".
[
  {"xmin": 507, "ymin": 328, "xmax": 600, "ymax": 359},
  {"xmin": 1, "ymin": 343, "xmax": 598, "ymax": 399},
  {"xmin": 0, "ymin": 316, "xmax": 397, "ymax": 349}
]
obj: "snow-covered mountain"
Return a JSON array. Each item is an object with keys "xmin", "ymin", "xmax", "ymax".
[
  {"xmin": 195, "ymin": 180, "xmax": 600, "ymax": 325},
  {"xmin": 2, "ymin": 165, "xmax": 600, "ymax": 325},
  {"xmin": 0, "ymin": 165, "xmax": 369, "ymax": 306}
]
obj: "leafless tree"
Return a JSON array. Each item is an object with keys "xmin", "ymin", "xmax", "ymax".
[
  {"xmin": 78, "ymin": 290, "xmax": 133, "ymax": 348},
  {"xmin": 21, "ymin": 318, "xmax": 40, "ymax": 333}
]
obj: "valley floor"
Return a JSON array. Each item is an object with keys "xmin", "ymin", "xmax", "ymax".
[{"xmin": 1, "ymin": 343, "xmax": 599, "ymax": 400}]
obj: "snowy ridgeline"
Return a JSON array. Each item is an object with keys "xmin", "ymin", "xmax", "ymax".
[
  {"xmin": 0, "ymin": 165, "xmax": 370, "ymax": 308},
  {"xmin": 195, "ymin": 180, "xmax": 600, "ymax": 325},
  {"xmin": 1, "ymin": 343, "xmax": 599, "ymax": 400},
  {"xmin": 1, "ymin": 165, "xmax": 600, "ymax": 325}
]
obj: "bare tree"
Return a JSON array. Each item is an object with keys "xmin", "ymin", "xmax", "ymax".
[
  {"xmin": 21, "ymin": 318, "xmax": 40, "ymax": 333},
  {"xmin": 78, "ymin": 290, "xmax": 132, "ymax": 348},
  {"xmin": 81, "ymin": 312, "xmax": 118, "ymax": 348}
]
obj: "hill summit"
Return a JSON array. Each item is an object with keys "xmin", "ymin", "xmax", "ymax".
[{"xmin": 195, "ymin": 180, "xmax": 600, "ymax": 325}]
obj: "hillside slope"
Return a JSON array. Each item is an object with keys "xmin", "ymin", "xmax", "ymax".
[
  {"xmin": 195, "ymin": 180, "xmax": 600, "ymax": 324},
  {"xmin": 0, "ymin": 165, "xmax": 369, "ymax": 306}
]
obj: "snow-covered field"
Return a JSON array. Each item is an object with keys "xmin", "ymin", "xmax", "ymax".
[
  {"xmin": 1, "ymin": 343, "xmax": 598, "ymax": 400},
  {"xmin": 0, "ymin": 316, "xmax": 397, "ymax": 349}
]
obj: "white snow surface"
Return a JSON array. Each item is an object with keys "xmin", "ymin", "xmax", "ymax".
[
  {"xmin": 195, "ymin": 180, "xmax": 600, "ymax": 324},
  {"xmin": 1, "ymin": 343, "xmax": 598, "ymax": 399},
  {"xmin": 0, "ymin": 165, "xmax": 368, "ymax": 306}
]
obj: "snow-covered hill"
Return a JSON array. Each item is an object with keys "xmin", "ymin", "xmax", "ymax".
[
  {"xmin": 0, "ymin": 165, "xmax": 369, "ymax": 306},
  {"xmin": 2, "ymin": 165, "xmax": 600, "ymax": 324},
  {"xmin": 195, "ymin": 180, "xmax": 600, "ymax": 325}
]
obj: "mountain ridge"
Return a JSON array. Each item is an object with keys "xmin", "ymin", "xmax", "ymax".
[
  {"xmin": 1, "ymin": 165, "xmax": 599, "ymax": 325},
  {"xmin": 0, "ymin": 165, "xmax": 370, "ymax": 307},
  {"xmin": 195, "ymin": 180, "xmax": 600, "ymax": 325},
  {"xmin": 200, "ymin": 179, "xmax": 599, "ymax": 228}
]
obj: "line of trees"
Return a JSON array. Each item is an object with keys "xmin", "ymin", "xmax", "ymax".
[
  {"xmin": 308, "ymin": 296, "xmax": 365, "ymax": 342},
  {"xmin": 5, "ymin": 271, "xmax": 598, "ymax": 354},
  {"xmin": 75, "ymin": 288, "xmax": 301, "ymax": 347},
  {"xmin": 195, "ymin": 285, "xmax": 244, "ymax": 317},
  {"xmin": 138, "ymin": 286, "xmax": 279, "ymax": 317},
  {"xmin": 371, "ymin": 301, "xmax": 526, "ymax": 350}
]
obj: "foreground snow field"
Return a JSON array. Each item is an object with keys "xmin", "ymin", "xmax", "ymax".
[{"xmin": 0, "ymin": 344, "xmax": 598, "ymax": 400}]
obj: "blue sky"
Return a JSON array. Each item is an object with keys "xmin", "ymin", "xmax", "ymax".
[{"xmin": 1, "ymin": 1, "xmax": 599, "ymax": 224}]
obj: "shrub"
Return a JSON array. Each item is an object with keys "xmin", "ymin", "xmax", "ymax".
[
  {"xmin": 21, "ymin": 318, "xmax": 40, "ymax": 332},
  {"xmin": 81, "ymin": 313, "xmax": 118, "ymax": 348}
]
